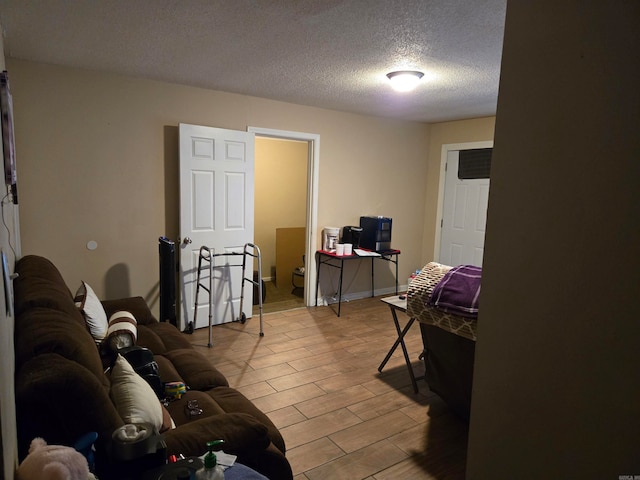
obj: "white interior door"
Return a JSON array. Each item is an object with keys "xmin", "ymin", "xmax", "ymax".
[
  {"xmin": 179, "ymin": 123, "xmax": 255, "ymax": 330},
  {"xmin": 439, "ymin": 150, "xmax": 490, "ymax": 267}
]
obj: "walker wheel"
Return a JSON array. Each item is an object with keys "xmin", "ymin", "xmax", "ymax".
[{"xmin": 240, "ymin": 312, "xmax": 247, "ymax": 324}]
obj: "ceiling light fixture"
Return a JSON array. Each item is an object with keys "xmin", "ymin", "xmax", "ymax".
[{"xmin": 386, "ymin": 70, "xmax": 424, "ymax": 92}]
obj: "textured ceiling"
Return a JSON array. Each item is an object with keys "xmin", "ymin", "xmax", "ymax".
[{"xmin": 0, "ymin": 0, "xmax": 506, "ymax": 123}]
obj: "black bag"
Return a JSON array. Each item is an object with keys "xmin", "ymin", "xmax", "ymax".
[{"xmin": 118, "ymin": 346, "xmax": 163, "ymax": 399}]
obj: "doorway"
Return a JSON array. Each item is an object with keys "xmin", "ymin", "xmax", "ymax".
[
  {"xmin": 248, "ymin": 127, "xmax": 320, "ymax": 313},
  {"xmin": 254, "ymin": 137, "xmax": 306, "ymax": 313}
]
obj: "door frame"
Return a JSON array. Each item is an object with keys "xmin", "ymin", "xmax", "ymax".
[
  {"xmin": 247, "ymin": 126, "xmax": 320, "ymax": 308},
  {"xmin": 434, "ymin": 140, "xmax": 493, "ymax": 262}
]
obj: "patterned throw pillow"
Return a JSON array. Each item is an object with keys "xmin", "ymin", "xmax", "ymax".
[{"xmin": 105, "ymin": 311, "xmax": 138, "ymax": 350}]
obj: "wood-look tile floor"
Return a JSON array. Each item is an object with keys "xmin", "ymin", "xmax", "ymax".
[{"xmin": 188, "ymin": 297, "xmax": 468, "ymax": 480}]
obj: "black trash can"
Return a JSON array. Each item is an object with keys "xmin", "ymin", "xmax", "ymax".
[{"xmin": 158, "ymin": 237, "xmax": 177, "ymax": 326}]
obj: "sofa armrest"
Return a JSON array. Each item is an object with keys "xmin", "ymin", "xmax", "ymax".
[
  {"xmin": 15, "ymin": 353, "xmax": 124, "ymax": 460},
  {"xmin": 163, "ymin": 416, "xmax": 292, "ymax": 480},
  {"xmin": 102, "ymin": 296, "xmax": 157, "ymax": 325},
  {"xmin": 238, "ymin": 443, "xmax": 294, "ymax": 480}
]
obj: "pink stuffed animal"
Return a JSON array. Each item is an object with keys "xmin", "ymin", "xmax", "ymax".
[{"xmin": 16, "ymin": 437, "xmax": 96, "ymax": 480}]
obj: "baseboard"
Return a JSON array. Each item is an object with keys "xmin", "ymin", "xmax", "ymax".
[{"xmin": 315, "ymin": 285, "xmax": 407, "ymax": 306}]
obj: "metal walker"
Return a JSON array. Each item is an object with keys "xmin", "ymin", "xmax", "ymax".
[{"xmin": 193, "ymin": 243, "xmax": 264, "ymax": 348}]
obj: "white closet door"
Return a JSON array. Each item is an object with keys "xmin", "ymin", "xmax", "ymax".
[{"xmin": 179, "ymin": 123, "xmax": 254, "ymax": 330}]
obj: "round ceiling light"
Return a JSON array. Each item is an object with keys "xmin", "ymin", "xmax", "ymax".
[{"xmin": 386, "ymin": 70, "xmax": 424, "ymax": 92}]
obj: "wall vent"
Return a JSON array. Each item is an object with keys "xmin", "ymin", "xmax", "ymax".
[{"xmin": 458, "ymin": 148, "xmax": 492, "ymax": 179}]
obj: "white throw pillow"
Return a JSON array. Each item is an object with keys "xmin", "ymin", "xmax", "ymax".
[
  {"xmin": 74, "ymin": 281, "xmax": 108, "ymax": 343},
  {"xmin": 109, "ymin": 354, "xmax": 163, "ymax": 431}
]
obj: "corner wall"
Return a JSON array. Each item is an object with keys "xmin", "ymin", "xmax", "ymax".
[
  {"xmin": 0, "ymin": 24, "xmax": 18, "ymax": 480},
  {"xmin": 467, "ymin": 2, "xmax": 640, "ymax": 478}
]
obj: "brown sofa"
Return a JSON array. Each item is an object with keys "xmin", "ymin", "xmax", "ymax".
[{"xmin": 14, "ymin": 255, "xmax": 292, "ymax": 479}]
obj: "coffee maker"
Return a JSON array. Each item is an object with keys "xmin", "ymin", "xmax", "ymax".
[{"xmin": 341, "ymin": 226, "xmax": 363, "ymax": 248}]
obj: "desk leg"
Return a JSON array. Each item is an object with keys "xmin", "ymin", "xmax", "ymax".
[
  {"xmin": 395, "ymin": 253, "xmax": 399, "ymax": 294},
  {"xmin": 378, "ymin": 308, "xmax": 420, "ymax": 393},
  {"xmin": 337, "ymin": 258, "xmax": 344, "ymax": 317},
  {"xmin": 371, "ymin": 258, "xmax": 375, "ymax": 297},
  {"xmin": 315, "ymin": 253, "xmax": 320, "ymax": 307}
]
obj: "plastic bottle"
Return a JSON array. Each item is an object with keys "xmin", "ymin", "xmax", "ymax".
[
  {"xmin": 407, "ymin": 269, "xmax": 422, "ymax": 291},
  {"xmin": 196, "ymin": 440, "xmax": 225, "ymax": 480}
]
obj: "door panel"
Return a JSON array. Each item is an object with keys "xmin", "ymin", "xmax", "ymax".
[
  {"xmin": 179, "ymin": 123, "xmax": 254, "ymax": 331},
  {"xmin": 192, "ymin": 171, "xmax": 214, "ymax": 230},
  {"xmin": 225, "ymin": 172, "xmax": 246, "ymax": 228}
]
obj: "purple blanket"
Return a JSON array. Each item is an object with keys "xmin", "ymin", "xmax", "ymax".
[{"xmin": 428, "ymin": 264, "xmax": 482, "ymax": 318}]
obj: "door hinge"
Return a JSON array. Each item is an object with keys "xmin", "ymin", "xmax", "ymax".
[{"xmin": 440, "ymin": 218, "xmax": 443, "ymax": 228}]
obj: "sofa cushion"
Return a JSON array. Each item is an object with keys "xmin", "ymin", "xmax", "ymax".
[
  {"xmin": 15, "ymin": 353, "xmax": 123, "ymax": 459},
  {"xmin": 14, "ymin": 256, "xmax": 83, "ymax": 321},
  {"xmin": 165, "ymin": 390, "xmax": 226, "ymax": 426},
  {"xmin": 144, "ymin": 322, "xmax": 194, "ymax": 350},
  {"xmin": 165, "ymin": 349, "xmax": 229, "ymax": 390},
  {"xmin": 75, "ymin": 281, "xmax": 109, "ymax": 343},
  {"xmin": 102, "ymin": 296, "xmax": 158, "ymax": 326},
  {"xmin": 135, "ymin": 324, "xmax": 168, "ymax": 354},
  {"xmin": 153, "ymin": 354, "xmax": 184, "ymax": 384},
  {"xmin": 14, "ymin": 307, "xmax": 108, "ymax": 386},
  {"xmin": 109, "ymin": 354, "xmax": 163, "ymax": 431},
  {"xmin": 135, "ymin": 323, "xmax": 195, "ymax": 355}
]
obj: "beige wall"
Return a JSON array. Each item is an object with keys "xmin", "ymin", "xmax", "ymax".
[
  {"xmin": 255, "ymin": 137, "xmax": 307, "ymax": 279},
  {"xmin": 467, "ymin": 2, "xmax": 640, "ymax": 478},
  {"xmin": 421, "ymin": 116, "xmax": 496, "ymax": 263},
  {"xmin": 8, "ymin": 59, "xmax": 433, "ymax": 313}
]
